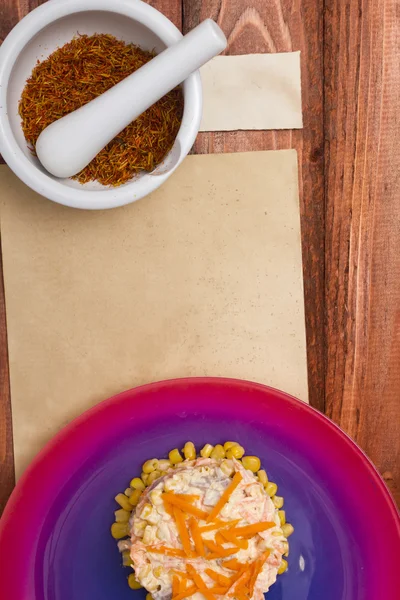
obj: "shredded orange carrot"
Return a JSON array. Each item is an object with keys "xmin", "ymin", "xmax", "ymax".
[
  {"xmin": 207, "ymin": 546, "xmax": 240, "ymax": 559},
  {"xmin": 198, "ymin": 521, "xmax": 224, "ymax": 533},
  {"xmin": 148, "ymin": 545, "xmax": 186, "ymax": 558},
  {"xmin": 203, "ymin": 539, "xmax": 223, "ymax": 554},
  {"xmin": 215, "ymin": 531, "xmax": 225, "ymax": 546},
  {"xmin": 220, "ymin": 529, "xmax": 249, "ymax": 550},
  {"xmin": 172, "ymin": 575, "xmax": 180, "ymax": 597},
  {"xmin": 164, "ymin": 501, "xmax": 175, "ymax": 518},
  {"xmin": 186, "ymin": 564, "xmax": 207, "ymax": 590},
  {"xmin": 205, "ymin": 569, "xmax": 233, "ymax": 587},
  {"xmin": 229, "ymin": 522, "xmax": 275, "ymax": 537},
  {"xmin": 179, "ymin": 576, "xmax": 194, "ymax": 592},
  {"xmin": 229, "ymin": 570, "xmax": 246, "ymax": 585},
  {"xmin": 174, "ymin": 494, "xmax": 200, "ymax": 503},
  {"xmin": 205, "ymin": 568, "xmax": 223, "ymax": 583},
  {"xmin": 198, "ymin": 519, "xmax": 241, "ymax": 533},
  {"xmin": 227, "ymin": 570, "xmax": 251, "ymax": 596},
  {"xmin": 248, "ymin": 559, "xmax": 263, "ymax": 597},
  {"xmin": 222, "ymin": 559, "xmax": 243, "ymax": 571},
  {"xmin": 162, "ymin": 494, "xmax": 209, "ymax": 520},
  {"xmin": 173, "ymin": 570, "xmax": 189, "ymax": 578},
  {"xmin": 201, "ymin": 591, "xmax": 217, "ymax": 600},
  {"xmin": 225, "ymin": 519, "xmax": 242, "ymax": 529},
  {"xmin": 208, "ymin": 586, "xmax": 230, "ymax": 594},
  {"xmin": 247, "ymin": 551, "xmax": 270, "ymax": 596},
  {"xmin": 188, "ymin": 517, "xmax": 205, "ymax": 557},
  {"xmin": 206, "ymin": 472, "xmax": 243, "ymax": 522},
  {"xmin": 172, "ymin": 585, "xmax": 197, "ymax": 600},
  {"xmin": 178, "ymin": 579, "xmax": 187, "ymax": 594},
  {"xmin": 185, "ymin": 565, "xmax": 218, "ymax": 600},
  {"xmin": 173, "ymin": 506, "xmax": 193, "ymax": 557}
]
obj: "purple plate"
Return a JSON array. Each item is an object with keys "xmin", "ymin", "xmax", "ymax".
[{"xmin": 0, "ymin": 378, "xmax": 399, "ymax": 599}]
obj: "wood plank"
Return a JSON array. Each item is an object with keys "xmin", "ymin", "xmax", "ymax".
[
  {"xmin": 0, "ymin": 1, "xmax": 42, "ymax": 44},
  {"xmin": 183, "ymin": 0, "xmax": 325, "ymax": 412},
  {"xmin": 0, "ymin": 1, "xmax": 181, "ymax": 43},
  {"xmin": 324, "ymin": 0, "xmax": 400, "ymax": 505},
  {"xmin": 146, "ymin": 0, "xmax": 182, "ymax": 28}
]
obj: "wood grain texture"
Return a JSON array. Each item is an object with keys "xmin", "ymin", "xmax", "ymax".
[
  {"xmin": 0, "ymin": 0, "xmax": 47, "ymax": 43},
  {"xmin": 0, "ymin": 0, "xmax": 180, "ymax": 43},
  {"xmin": 324, "ymin": 0, "xmax": 400, "ymax": 506},
  {"xmin": 183, "ymin": 0, "xmax": 325, "ymax": 413},
  {"xmin": 146, "ymin": 0, "xmax": 182, "ymax": 28}
]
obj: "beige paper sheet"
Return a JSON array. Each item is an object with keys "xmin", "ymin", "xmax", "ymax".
[
  {"xmin": 200, "ymin": 53, "xmax": 303, "ymax": 131},
  {"xmin": 0, "ymin": 150, "xmax": 308, "ymax": 478}
]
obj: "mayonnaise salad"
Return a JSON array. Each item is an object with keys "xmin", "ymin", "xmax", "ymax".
[{"xmin": 113, "ymin": 445, "xmax": 294, "ymax": 600}]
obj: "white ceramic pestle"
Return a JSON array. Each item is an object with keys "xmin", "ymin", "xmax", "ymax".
[{"xmin": 35, "ymin": 19, "xmax": 227, "ymax": 179}]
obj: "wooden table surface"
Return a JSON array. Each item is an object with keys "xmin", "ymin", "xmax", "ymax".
[{"xmin": 0, "ymin": 0, "xmax": 399, "ymax": 514}]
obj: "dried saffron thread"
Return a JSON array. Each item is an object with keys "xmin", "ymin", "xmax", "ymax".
[{"xmin": 19, "ymin": 34, "xmax": 183, "ymax": 187}]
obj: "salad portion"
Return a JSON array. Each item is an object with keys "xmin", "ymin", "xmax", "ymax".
[{"xmin": 111, "ymin": 442, "xmax": 294, "ymax": 600}]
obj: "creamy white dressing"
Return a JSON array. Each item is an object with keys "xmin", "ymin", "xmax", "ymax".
[{"xmin": 129, "ymin": 458, "xmax": 287, "ymax": 599}]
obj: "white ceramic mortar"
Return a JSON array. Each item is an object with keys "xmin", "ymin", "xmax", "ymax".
[{"xmin": 0, "ymin": 0, "xmax": 203, "ymax": 209}]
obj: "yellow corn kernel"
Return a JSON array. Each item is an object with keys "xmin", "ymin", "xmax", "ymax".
[
  {"xmin": 220, "ymin": 459, "xmax": 234, "ymax": 477},
  {"xmin": 142, "ymin": 459, "xmax": 159, "ymax": 474},
  {"xmin": 111, "ymin": 522, "xmax": 129, "ymax": 539},
  {"xmin": 141, "ymin": 473, "xmax": 149, "ymax": 486},
  {"xmin": 146, "ymin": 594, "xmax": 153, "ymax": 600},
  {"xmin": 125, "ymin": 487, "xmax": 132, "ymax": 497},
  {"xmin": 282, "ymin": 523, "xmax": 294, "ymax": 538},
  {"xmin": 154, "ymin": 566, "xmax": 163, "ymax": 578},
  {"xmin": 282, "ymin": 540, "xmax": 289, "ymax": 557},
  {"xmin": 122, "ymin": 550, "xmax": 133, "ymax": 566},
  {"xmin": 128, "ymin": 573, "xmax": 143, "ymax": 590},
  {"xmin": 200, "ymin": 443, "xmax": 214, "ymax": 458},
  {"xmin": 134, "ymin": 520, "xmax": 146, "ymax": 536},
  {"xmin": 273, "ymin": 495, "xmax": 284, "ymax": 509},
  {"xmin": 272, "ymin": 530, "xmax": 284, "ymax": 537},
  {"xmin": 183, "ymin": 441, "xmax": 196, "ymax": 460},
  {"xmin": 147, "ymin": 509, "xmax": 160, "ymax": 526},
  {"xmin": 115, "ymin": 493, "xmax": 133, "ymax": 512},
  {"xmin": 143, "ymin": 525, "xmax": 154, "ymax": 544},
  {"xmin": 115, "ymin": 508, "xmax": 131, "ymax": 523},
  {"xmin": 130, "ymin": 477, "xmax": 146, "ymax": 491},
  {"xmin": 158, "ymin": 459, "xmax": 171, "ymax": 472},
  {"xmin": 257, "ymin": 470, "xmax": 268, "ymax": 485},
  {"xmin": 147, "ymin": 470, "xmax": 161, "ymax": 485},
  {"xmin": 169, "ymin": 448, "xmax": 183, "ymax": 464},
  {"xmin": 210, "ymin": 444, "xmax": 225, "ymax": 459},
  {"xmin": 223, "ymin": 441, "xmax": 237, "ymax": 451},
  {"xmin": 163, "ymin": 478, "xmax": 177, "ymax": 492},
  {"xmin": 265, "ymin": 482, "xmax": 278, "ymax": 497},
  {"xmin": 140, "ymin": 503, "xmax": 153, "ymax": 520},
  {"xmin": 278, "ymin": 510, "xmax": 286, "ymax": 526},
  {"xmin": 278, "ymin": 559, "xmax": 288, "ymax": 575},
  {"xmin": 150, "ymin": 489, "xmax": 163, "ymax": 506},
  {"xmin": 226, "ymin": 445, "xmax": 245, "ymax": 459},
  {"xmin": 241, "ymin": 456, "xmax": 261, "ymax": 472},
  {"xmin": 129, "ymin": 488, "xmax": 143, "ymax": 507}
]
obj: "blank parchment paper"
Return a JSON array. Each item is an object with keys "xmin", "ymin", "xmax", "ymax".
[
  {"xmin": 200, "ymin": 53, "xmax": 303, "ymax": 131},
  {"xmin": 0, "ymin": 150, "xmax": 308, "ymax": 477}
]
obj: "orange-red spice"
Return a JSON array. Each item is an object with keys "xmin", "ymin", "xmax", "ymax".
[{"xmin": 19, "ymin": 34, "xmax": 183, "ymax": 186}]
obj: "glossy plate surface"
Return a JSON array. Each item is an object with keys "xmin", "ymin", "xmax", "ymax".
[{"xmin": 0, "ymin": 378, "xmax": 399, "ymax": 599}]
